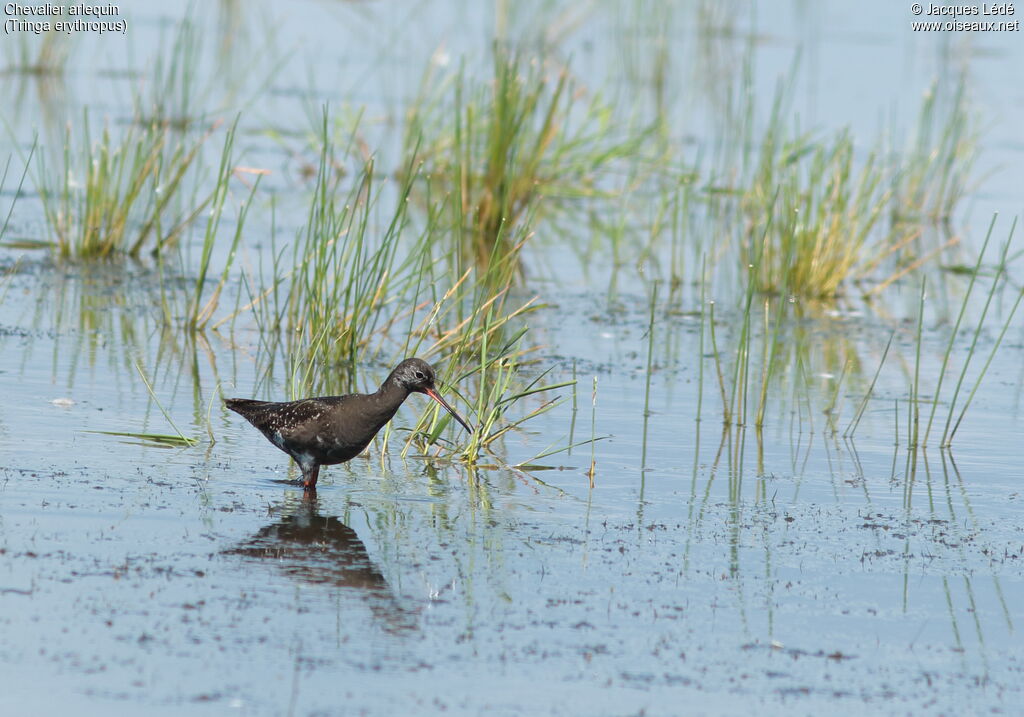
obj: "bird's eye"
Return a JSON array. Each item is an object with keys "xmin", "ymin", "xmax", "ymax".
[{"xmin": 415, "ymin": 371, "xmax": 426, "ymax": 380}]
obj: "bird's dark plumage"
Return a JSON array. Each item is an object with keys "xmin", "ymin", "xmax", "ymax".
[{"xmin": 225, "ymin": 358, "xmax": 472, "ymax": 489}]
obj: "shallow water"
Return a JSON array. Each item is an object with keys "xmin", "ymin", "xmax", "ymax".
[
  {"xmin": 3, "ymin": 267, "xmax": 1022, "ymax": 715},
  {"xmin": 2, "ymin": 1, "xmax": 1024, "ymax": 715}
]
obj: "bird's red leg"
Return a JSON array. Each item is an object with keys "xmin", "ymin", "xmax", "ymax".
[{"xmin": 303, "ymin": 464, "xmax": 320, "ymax": 490}]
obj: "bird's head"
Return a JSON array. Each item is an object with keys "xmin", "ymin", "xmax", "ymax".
[{"xmin": 390, "ymin": 358, "xmax": 473, "ymax": 434}]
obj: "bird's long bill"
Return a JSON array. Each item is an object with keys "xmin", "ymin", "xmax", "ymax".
[{"xmin": 424, "ymin": 388, "xmax": 474, "ymax": 434}]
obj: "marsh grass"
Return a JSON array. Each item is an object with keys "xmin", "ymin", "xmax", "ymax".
[
  {"xmin": 933, "ymin": 217, "xmax": 1022, "ymax": 446},
  {"xmin": 184, "ymin": 120, "xmax": 260, "ymax": 329},
  {"xmin": 690, "ymin": 69, "xmax": 982, "ymax": 429},
  {"xmin": 406, "ymin": 46, "xmax": 646, "ymax": 271},
  {"xmin": 699, "ymin": 70, "xmax": 977, "ymax": 300},
  {"xmin": 893, "ymin": 79, "xmax": 977, "ymax": 225},
  {"xmin": 742, "ymin": 127, "xmax": 897, "ymax": 297},
  {"xmin": 0, "ymin": 147, "xmax": 34, "ymax": 245},
  {"xmin": 92, "ymin": 430, "xmax": 198, "ymax": 448},
  {"xmin": 133, "ymin": 18, "xmax": 207, "ymax": 130},
  {"xmin": 640, "ymin": 282, "xmax": 658, "ymax": 472},
  {"xmin": 707, "ymin": 216, "xmax": 772, "ymax": 427},
  {"xmin": 92, "ymin": 360, "xmax": 199, "ymax": 449},
  {"xmin": 587, "ymin": 376, "xmax": 597, "ymax": 487},
  {"xmin": 844, "ymin": 332, "xmax": 894, "ymax": 438},
  {"xmin": 702, "ymin": 278, "xmax": 874, "ymax": 431},
  {"xmin": 910, "ymin": 278, "xmax": 926, "ymax": 450},
  {"xmin": 858, "ymin": 246, "xmax": 1018, "ymax": 483},
  {"xmin": 395, "ymin": 227, "xmax": 569, "ymax": 464},
  {"xmin": 404, "ymin": 331, "xmax": 574, "ymax": 466},
  {"xmin": 133, "ymin": 359, "xmax": 200, "ymax": 446},
  {"xmin": 36, "ymin": 111, "xmax": 233, "ymax": 260},
  {"xmin": 860, "ymin": 215, "xmax": 1024, "ymax": 452},
  {"xmin": 232, "ymin": 109, "xmax": 566, "ymax": 465},
  {"xmin": 19, "ymin": 37, "xmax": 991, "ymax": 471},
  {"xmin": 245, "ymin": 114, "xmax": 421, "ymax": 397}
]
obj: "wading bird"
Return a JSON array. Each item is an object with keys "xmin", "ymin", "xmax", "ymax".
[{"xmin": 225, "ymin": 358, "xmax": 472, "ymax": 489}]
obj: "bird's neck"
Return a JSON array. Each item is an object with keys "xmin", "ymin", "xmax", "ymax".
[{"xmin": 373, "ymin": 379, "xmax": 410, "ymax": 414}]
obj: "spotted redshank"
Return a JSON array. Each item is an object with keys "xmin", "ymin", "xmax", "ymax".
[{"xmin": 225, "ymin": 358, "xmax": 472, "ymax": 489}]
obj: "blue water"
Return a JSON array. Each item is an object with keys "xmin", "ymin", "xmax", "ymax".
[{"xmin": 1, "ymin": 1, "xmax": 1023, "ymax": 715}]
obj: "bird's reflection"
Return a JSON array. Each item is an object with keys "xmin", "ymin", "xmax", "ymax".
[{"xmin": 224, "ymin": 494, "xmax": 418, "ymax": 634}]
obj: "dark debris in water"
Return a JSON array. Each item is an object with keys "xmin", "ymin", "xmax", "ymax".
[{"xmin": 742, "ymin": 641, "xmax": 857, "ymax": 662}]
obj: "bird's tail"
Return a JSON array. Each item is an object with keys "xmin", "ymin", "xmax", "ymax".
[{"xmin": 224, "ymin": 398, "xmax": 266, "ymax": 415}]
